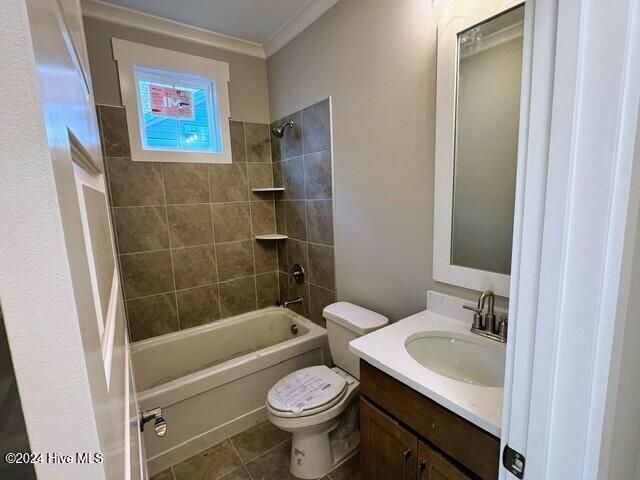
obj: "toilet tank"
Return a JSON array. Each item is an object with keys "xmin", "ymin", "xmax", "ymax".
[{"xmin": 322, "ymin": 302, "xmax": 389, "ymax": 379}]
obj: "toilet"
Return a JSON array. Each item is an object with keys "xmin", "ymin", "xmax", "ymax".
[{"xmin": 266, "ymin": 302, "xmax": 389, "ymax": 479}]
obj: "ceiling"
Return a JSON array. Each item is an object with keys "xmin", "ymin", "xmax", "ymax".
[{"xmin": 96, "ymin": 0, "xmax": 318, "ymax": 44}]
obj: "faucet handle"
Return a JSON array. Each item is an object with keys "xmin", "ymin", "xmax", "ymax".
[
  {"xmin": 498, "ymin": 316, "xmax": 508, "ymax": 339},
  {"xmin": 462, "ymin": 304, "xmax": 482, "ymax": 313},
  {"xmin": 463, "ymin": 304, "xmax": 484, "ymax": 330}
]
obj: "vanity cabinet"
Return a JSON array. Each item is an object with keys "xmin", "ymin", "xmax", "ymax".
[
  {"xmin": 360, "ymin": 397, "xmax": 417, "ymax": 479},
  {"xmin": 361, "ymin": 398, "xmax": 470, "ymax": 480},
  {"xmin": 360, "ymin": 360, "xmax": 500, "ymax": 480}
]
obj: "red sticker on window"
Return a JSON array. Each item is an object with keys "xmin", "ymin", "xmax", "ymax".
[{"xmin": 150, "ymin": 85, "xmax": 194, "ymax": 120}]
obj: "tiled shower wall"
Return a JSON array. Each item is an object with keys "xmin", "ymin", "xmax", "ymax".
[
  {"xmin": 96, "ymin": 99, "xmax": 336, "ymax": 340},
  {"xmin": 271, "ymin": 99, "xmax": 337, "ymax": 326},
  {"xmin": 97, "ymin": 105, "xmax": 280, "ymax": 341}
]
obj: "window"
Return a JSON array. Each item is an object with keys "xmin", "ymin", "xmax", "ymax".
[{"xmin": 113, "ymin": 39, "xmax": 232, "ymax": 164}]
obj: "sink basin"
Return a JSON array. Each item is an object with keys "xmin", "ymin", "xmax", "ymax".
[{"xmin": 405, "ymin": 331, "xmax": 505, "ymax": 387}]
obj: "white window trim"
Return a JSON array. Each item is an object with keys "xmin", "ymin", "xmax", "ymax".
[
  {"xmin": 112, "ymin": 38, "xmax": 232, "ymax": 164},
  {"xmin": 432, "ymin": 0, "xmax": 522, "ymax": 297}
]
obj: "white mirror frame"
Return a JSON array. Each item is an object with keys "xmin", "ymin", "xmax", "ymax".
[{"xmin": 433, "ymin": 0, "xmax": 523, "ymax": 297}]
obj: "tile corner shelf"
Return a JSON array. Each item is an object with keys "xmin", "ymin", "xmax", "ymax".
[
  {"xmin": 251, "ymin": 187, "xmax": 285, "ymax": 192},
  {"xmin": 255, "ymin": 234, "xmax": 288, "ymax": 240}
]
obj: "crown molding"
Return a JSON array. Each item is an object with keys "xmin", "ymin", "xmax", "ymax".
[
  {"xmin": 81, "ymin": 0, "xmax": 266, "ymax": 59},
  {"xmin": 264, "ymin": 0, "xmax": 339, "ymax": 57},
  {"xmin": 81, "ymin": 0, "xmax": 339, "ymax": 60}
]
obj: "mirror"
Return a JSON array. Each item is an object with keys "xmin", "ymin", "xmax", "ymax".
[
  {"xmin": 433, "ymin": 1, "xmax": 525, "ymax": 296},
  {"xmin": 452, "ymin": 6, "xmax": 524, "ymax": 275}
]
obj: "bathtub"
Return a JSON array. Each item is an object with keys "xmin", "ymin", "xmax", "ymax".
[{"xmin": 131, "ymin": 307, "xmax": 329, "ymax": 475}]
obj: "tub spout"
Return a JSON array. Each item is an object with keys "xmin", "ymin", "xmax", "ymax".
[{"xmin": 283, "ymin": 297, "xmax": 303, "ymax": 309}]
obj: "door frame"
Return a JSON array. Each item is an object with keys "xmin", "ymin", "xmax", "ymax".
[
  {"xmin": 0, "ymin": 1, "xmax": 140, "ymax": 479},
  {"xmin": 501, "ymin": 0, "xmax": 640, "ymax": 478}
]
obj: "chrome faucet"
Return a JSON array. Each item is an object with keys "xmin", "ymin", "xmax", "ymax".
[
  {"xmin": 282, "ymin": 297, "xmax": 303, "ymax": 309},
  {"xmin": 463, "ymin": 290, "xmax": 507, "ymax": 342}
]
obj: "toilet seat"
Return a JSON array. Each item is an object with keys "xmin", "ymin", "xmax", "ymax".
[{"xmin": 267, "ymin": 366, "xmax": 347, "ymax": 417}]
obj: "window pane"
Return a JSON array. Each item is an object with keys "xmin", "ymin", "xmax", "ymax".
[{"xmin": 134, "ymin": 66, "xmax": 222, "ymax": 154}]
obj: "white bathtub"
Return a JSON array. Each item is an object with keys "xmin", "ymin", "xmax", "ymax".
[{"xmin": 131, "ymin": 307, "xmax": 329, "ymax": 475}]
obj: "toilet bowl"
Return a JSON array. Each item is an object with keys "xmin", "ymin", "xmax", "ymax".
[{"xmin": 266, "ymin": 302, "xmax": 388, "ymax": 479}]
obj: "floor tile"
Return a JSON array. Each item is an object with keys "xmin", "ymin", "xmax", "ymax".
[
  {"xmin": 245, "ymin": 440, "xmax": 296, "ymax": 480},
  {"xmin": 230, "ymin": 421, "xmax": 290, "ymax": 463},
  {"xmin": 219, "ymin": 466, "xmax": 252, "ymax": 480},
  {"xmin": 330, "ymin": 452, "xmax": 361, "ymax": 480},
  {"xmin": 172, "ymin": 440, "xmax": 242, "ymax": 480},
  {"xmin": 150, "ymin": 469, "xmax": 174, "ymax": 480}
]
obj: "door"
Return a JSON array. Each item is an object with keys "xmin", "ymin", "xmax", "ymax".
[
  {"xmin": 418, "ymin": 441, "xmax": 471, "ymax": 480},
  {"xmin": 0, "ymin": 0, "xmax": 144, "ymax": 479},
  {"xmin": 361, "ymin": 398, "xmax": 418, "ymax": 480},
  {"xmin": 499, "ymin": 0, "xmax": 640, "ymax": 479}
]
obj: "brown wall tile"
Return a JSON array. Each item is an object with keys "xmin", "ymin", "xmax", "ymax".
[
  {"xmin": 98, "ymin": 111, "xmax": 298, "ymax": 338},
  {"xmin": 275, "ymin": 201, "xmax": 287, "ymax": 235},
  {"xmin": 245, "ymin": 123, "xmax": 271, "ymax": 163},
  {"xmin": 308, "ymin": 243, "xmax": 335, "ymax": 290},
  {"xmin": 270, "ymin": 122, "xmax": 282, "ymax": 163},
  {"xmin": 162, "ymin": 163, "xmax": 210, "ymax": 204},
  {"xmin": 172, "ymin": 245, "xmax": 217, "ymax": 290},
  {"xmin": 248, "ymin": 163, "xmax": 274, "ymax": 193},
  {"xmin": 280, "ymin": 111, "xmax": 302, "ymax": 159},
  {"xmin": 284, "ymin": 200, "xmax": 306, "ymax": 241},
  {"xmin": 219, "ymin": 277, "xmax": 257, "ymax": 317},
  {"xmin": 113, "ymin": 206, "xmax": 169, "ymax": 254},
  {"xmin": 98, "ymin": 105, "xmax": 130, "ymax": 157},
  {"xmin": 213, "ymin": 203, "xmax": 251, "ymax": 242},
  {"xmin": 278, "ymin": 273, "xmax": 289, "ymax": 302},
  {"xmin": 277, "ymin": 240, "xmax": 288, "ymax": 274},
  {"xmin": 167, "ymin": 204, "xmax": 213, "ymax": 247},
  {"xmin": 216, "ymin": 240, "xmax": 255, "ymax": 281},
  {"xmin": 120, "ymin": 250, "xmax": 174, "ymax": 299},
  {"xmin": 127, "ymin": 293, "xmax": 179, "ymax": 341},
  {"xmin": 254, "ymin": 240, "xmax": 278, "ymax": 274},
  {"xmin": 304, "ymin": 150, "xmax": 332, "ymax": 199},
  {"xmin": 177, "ymin": 285, "xmax": 221, "ymax": 329},
  {"xmin": 251, "ymin": 201, "xmax": 276, "ymax": 236},
  {"xmin": 272, "ymin": 161, "xmax": 284, "ymax": 188},
  {"xmin": 209, "ymin": 163, "xmax": 249, "ymax": 202},
  {"xmin": 288, "ymin": 278, "xmax": 310, "ymax": 318},
  {"xmin": 309, "ymin": 285, "xmax": 336, "ymax": 328},
  {"xmin": 106, "ymin": 158, "xmax": 164, "ymax": 207},
  {"xmin": 282, "ymin": 157, "xmax": 305, "ymax": 199},
  {"xmin": 272, "ymin": 101, "xmax": 335, "ymax": 325},
  {"xmin": 230, "ymin": 121, "xmax": 246, "ymax": 163},
  {"xmin": 256, "ymin": 272, "xmax": 279, "ymax": 309},
  {"xmin": 286, "ymin": 239, "xmax": 309, "ymax": 276},
  {"xmin": 302, "ymin": 99, "xmax": 331, "ymax": 154},
  {"xmin": 306, "ymin": 200, "xmax": 333, "ymax": 245}
]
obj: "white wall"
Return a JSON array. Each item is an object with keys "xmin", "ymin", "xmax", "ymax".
[{"xmin": 268, "ymin": 0, "xmax": 484, "ymax": 320}]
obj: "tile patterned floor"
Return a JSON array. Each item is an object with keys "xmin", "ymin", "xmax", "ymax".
[{"xmin": 151, "ymin": 421, "xmax": 361, "ymax": 480}]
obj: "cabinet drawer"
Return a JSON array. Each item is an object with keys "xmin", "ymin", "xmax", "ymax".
[{"xmin": 360, "ymin": 360, "xmax": 500, "ymax": 480}]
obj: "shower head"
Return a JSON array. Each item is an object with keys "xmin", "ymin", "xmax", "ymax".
[{"xmin": 271, "ymin": 119, "xmax": 295, "ymax": 138}]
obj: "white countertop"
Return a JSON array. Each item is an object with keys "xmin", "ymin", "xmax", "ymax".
[{"xmin": 349, "ymin": 292, "xmax": 504, "ymax": 437}]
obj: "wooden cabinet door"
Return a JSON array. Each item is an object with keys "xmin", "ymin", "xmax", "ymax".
[
  {"xmin": 361, "ymin": 398, "xmax": 418, "ymax": 480},
  {"xmin": 418, "ymin": 440, "xmax": 472, "ymax": 480}
]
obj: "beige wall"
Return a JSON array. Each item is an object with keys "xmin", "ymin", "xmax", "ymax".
[
  {"xmin": 83, "ymin": 16, "xmax": 270, "ymax": 123},
  {"xmin": 268, "ymin": 0, "xmax": 482, "ymax": 320}
]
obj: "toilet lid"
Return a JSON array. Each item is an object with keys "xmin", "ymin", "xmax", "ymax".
[{"xmin": 267, "ymin": 366, "xmax": 347, "ymax": 416}]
